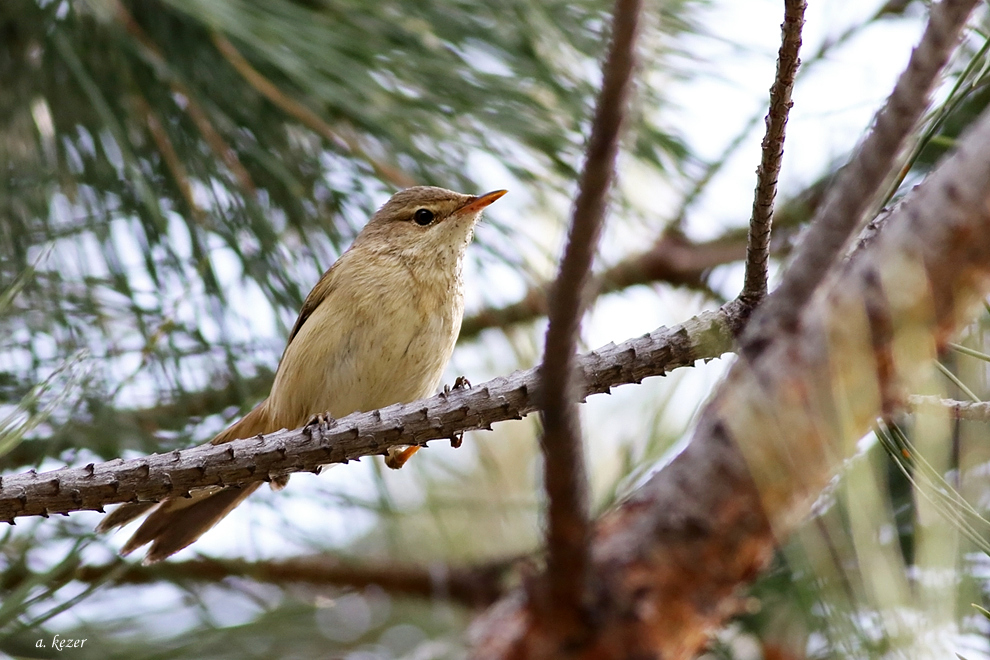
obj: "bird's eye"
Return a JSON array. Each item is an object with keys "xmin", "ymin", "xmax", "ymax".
[{"xmin": 413, "ymin": 208, "xmax": 434, "ymax": 226}]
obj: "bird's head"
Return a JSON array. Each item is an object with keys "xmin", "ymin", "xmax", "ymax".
[{"xmin": 355, "ymin": 186, "xmax": 507, "ymax": 258}]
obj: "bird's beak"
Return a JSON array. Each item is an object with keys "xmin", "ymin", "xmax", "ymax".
[{"xmin": 456, "ymin": 189, "xmax": 508, "ymax": 216}]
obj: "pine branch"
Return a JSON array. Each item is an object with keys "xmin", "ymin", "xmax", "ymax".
[
  {"xmin": 469, "ymin": 84, "xmax": 990, "ymax": 660},
  {"xmin": 744, "ymin": 0, "xmax": 980, "ymax": 354},
  {"xmin": 0, "ymin": 308, "xmax": 736, "ymax": 521},
  {"xmin": 49, "ymin": 556, "xmax": 513, "ymax": 609},
  {"xmin": 907, "ymin": 395, "xmax": 990, "ymax": 421},
  {"xmin": 741, "ymin": 0, "xmax": 805, "ymax": 304},
  {"xmin": 535, "ymin": 0, "xmax": 640, "ymax": 638}
]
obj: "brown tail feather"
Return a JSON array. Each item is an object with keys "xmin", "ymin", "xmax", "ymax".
[
  {"xmin": 100, "ymin": 401, "xmax": 277, "ymax": 562},
  {"xmin": 94, "ymin": 501, "xmax": 158, "ymax": 533},
  {"xmin": 124, "ymin": 483, "xmax": 261, "ymax": 564}
]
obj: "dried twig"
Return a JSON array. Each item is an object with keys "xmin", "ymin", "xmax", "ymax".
[
  {"xmin": 667, "ymin": 3, "xmax": 902, "ymax": 233},
  {"xmin": 0, "ymin": 307, "xmax": 735, "ymax": 521},
  {"xmin": 744, "ymin": 0, "xmax": 979, "ymax": 354},
  {"xmin": 535, "ymin": 0, "xmax": 641, "ymax": 636},
  {"xmin": 741, "ymin": 0, "xmax": 805, "ymax": 304}
]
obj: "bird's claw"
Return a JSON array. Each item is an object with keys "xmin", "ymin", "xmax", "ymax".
[
  {"xmin": 443, "ymin": 375, "xmax": 471, "ymax": 395},
  {"xmin": 385, "ymin": 377, "xmax": 470, "ymax": 469},
  {"xmin": 304, "ymin": 412, "xmax": 336, "ymax": 438},
  {"xmin": 442, "ymin": 377, "xmax": 469, "ymax": 447},
  {"xmin": 385, "ymin": 445, "xmax": 420, "ymax": 470}
]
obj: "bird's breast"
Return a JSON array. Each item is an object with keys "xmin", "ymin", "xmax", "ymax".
[{"xmin": 266, "ymin": 255, "xmax": 464, "ymax": 430}]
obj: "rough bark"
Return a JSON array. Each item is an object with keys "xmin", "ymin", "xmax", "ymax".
[{"xmin": 741, "ymin": 0, "xmax": 805, "ymax": 303}]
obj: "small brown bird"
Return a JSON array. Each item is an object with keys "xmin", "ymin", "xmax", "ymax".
[{"xmin": 97, "ymin": 186, "xmax": 506, "ymax": 563}]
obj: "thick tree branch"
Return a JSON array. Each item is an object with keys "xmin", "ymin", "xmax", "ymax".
[
  {"xmin": 745, "ymin": 0, "xmax": 979, "ymax": 353},
  {"xmin": 0, "ymin": 307, "xmax": 736, "ymax": 521},
  {"xmin": 468, "ymin": 96, "xmax": 990, "ymax": 659},
  {"xmin": 536, "ymin": 0, "xmax": 640, "ymax": 637},
  {"xmin": 741, "ymin": 0, "xmax": 805, "ymax": 304}
]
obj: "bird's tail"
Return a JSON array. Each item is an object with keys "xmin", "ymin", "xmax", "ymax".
[{"xmin": 97, "ymin": 401, "xmax": 275, "ymax": 564}]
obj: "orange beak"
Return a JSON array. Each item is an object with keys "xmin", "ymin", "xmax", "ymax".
[{"xmin": 456, "ymin": 189, "xmax": 508, "ymax": 216}]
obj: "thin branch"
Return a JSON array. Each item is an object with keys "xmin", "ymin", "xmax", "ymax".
[
  {"xmin": 536, "ymin": 0, "xmax": 640, "ymax": 635},
  {"xmin": 0, "ymin": 307, "xmax": 736, "ymax": 521},
  {"xmin": 907, "ymin": 395, "xmax": 990, "ymax": 421},
  {"xmin": 209, "ymin": 32, "xmax": 416, "ymax": 189},
  {"xmin": 50, "ymin": 556, "xmax": 512, "ymax": 609},
  {"xmin": 741, "ymin": 0, "xmax": 806, "ymax": 304},
  {"xmin": 470, "ymin": 88, "xmax": 990, "ymax": 660},
  {"xmin": 744, "ymin": 0, "xmax": 979, "ymax": 354},
  {"xmin": 667, "ymin": 1, "xmax": 898, "ymax": 234}
]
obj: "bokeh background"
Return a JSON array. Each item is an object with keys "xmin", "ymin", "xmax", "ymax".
[{"xmin": 3, "ymin": 0, "xmax": 990, "ymax": 658}]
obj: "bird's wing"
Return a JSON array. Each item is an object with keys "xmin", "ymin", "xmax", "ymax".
[{"xmin": 284, "ymin": 259, "xmax": 340, "ymax": 350}]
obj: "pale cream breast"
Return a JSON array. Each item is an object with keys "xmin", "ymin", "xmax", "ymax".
[{"xmin": 265, "ymin": 246, "xmax": 464, "ymax": 431}]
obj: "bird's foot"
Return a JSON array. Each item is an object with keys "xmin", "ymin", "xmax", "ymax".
[
  {"xmin": 385, "ymin": 445, "xmax": 420, "ymax": 470},
  {"xmin": 443, "ymin": 376, "xmax": 470, "ymax": 448},
  {"xmin": 304, "ymin": 412, "xmax": 337, "ymax": 439},
  {"xmin": 443, "ymin": 375, "xmax": 471, "ymax": 395}
]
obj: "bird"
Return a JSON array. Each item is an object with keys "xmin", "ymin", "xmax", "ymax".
[{"xmin": 97, "ymin": 185, "xmax": 507, "ymax": 563}]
